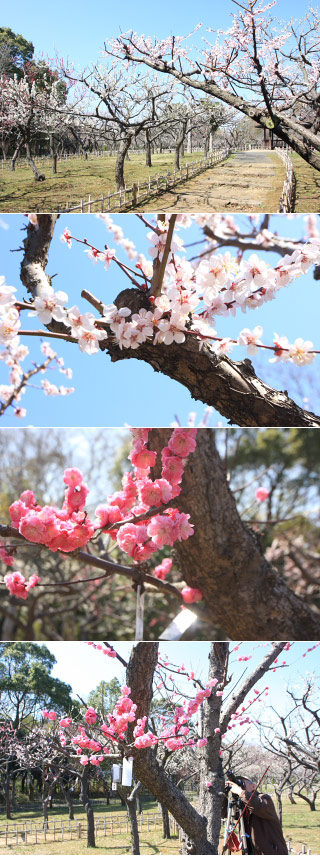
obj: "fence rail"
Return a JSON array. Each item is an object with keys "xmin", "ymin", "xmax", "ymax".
[
  {"xmin": 0, "ymin": 811, "xmax": 180, "ymax": 847},
  {"xmin": 55, "ymin": 148, "xmax": 231, "ymax": 213}
]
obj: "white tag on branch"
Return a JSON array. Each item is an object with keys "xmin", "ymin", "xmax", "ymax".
[
  {"xmin": 135, "ymin": 584, "xmax": 145, "ymax": 641},
  {"xmin": 122, "ymin": 756, "xmax": 133, "ymax": 787},
  {"xmin": 159, "ymin": 608, "xmax": 197, "ymax": 640},
  {"xmin": 112, "ymin": 763, "xmax": 122, "ymax": 783}
]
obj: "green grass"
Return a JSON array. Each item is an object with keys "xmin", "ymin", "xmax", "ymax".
[
  {"xmin": 281, "ymin": 796, "xmax": 320, "ymax": 854},
  {"xmin": 0, "ymin": 795, "xmax": 319, "ymax": 855},
  {"xmin": 291, "ymin": 153, "xmax": 320, "ymax": 212},
  {"xmin": 0, "ymin": 151, "xmax": 204, "ymax": 213}
]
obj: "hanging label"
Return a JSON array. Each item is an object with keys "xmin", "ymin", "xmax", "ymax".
[
  {"xmin": 112, "ymin": 763, "xmax": 122, "ymax": 783},
  {"xmin": 122, "ymin": 757, "xmax": 133, "ymax": 787},
  {"xmin": 135, "ymin": 584, "xmax": 145, "ymax": 641}
]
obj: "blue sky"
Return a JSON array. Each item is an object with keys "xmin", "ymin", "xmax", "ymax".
[
  {"xmin": 1, "ymin": 213, "xmax": 319, "ymax": 427},
  {"xmin": 3, "ymin": 0, "xmax": 308, "ymax": 72},
  {"xmin": 47, "ymin": 641, "xmax": 320, "ymax": 737}
]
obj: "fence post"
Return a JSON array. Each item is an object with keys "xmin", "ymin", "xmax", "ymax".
[
  {"xmin": 101, "ymin": 192, "xmax": 105, "ymax": 212},
  {"xmin": 88, "ymin": 194, "xmax": 92, "ymax": 213}
]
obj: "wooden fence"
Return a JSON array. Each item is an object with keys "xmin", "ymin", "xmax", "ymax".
[
  {"xmin": 55, "ymin": 148, "xmax": 231, "ymax": 213},
  {"xmin": 0, "ymin": 811, "xmax": 180, "ymax": 847},
  {"xmin": 275, "ymin": 148, "xmax": 296, "ymax": 212}
]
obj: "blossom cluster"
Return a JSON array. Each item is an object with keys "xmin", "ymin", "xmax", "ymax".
[
  {"xmin": 97, "ymin": 428, "xmax": 197, "ymax": 562},
  {"xmin": 41, "ymin": 677, "xmax": 215, "ymax": 760},
  {"xmin": 60, "ymin": 218, "xmax": 319, "ymax": 363},
  {"xmin": 0, "ymin": 274, "xmax": 74, "ymax": 417},
  {"xmin": 2, "ymin": 429, "xmax": 197, "ymax": 601},
  {"xmin": 9, "ymin": 478, "xmax": 95, "ymax": 555}
]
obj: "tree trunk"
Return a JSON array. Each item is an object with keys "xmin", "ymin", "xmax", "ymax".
[
  {"xmin": 127, "ymin": 798, "xmax": 140, "ymax": 854},
  {"xmin": 25, "ymin": 136, "xmax": 45, "ymax": 181},
  {"xmin": 187, "ymin": 127, "xmax": 192, "ymax": 154},
  {"xmin": 175, "ymin": 120, "xmax": 188, "ymax": 169},
  {"xmin": 199, "ymin": 644, "xmax": 228, "ymax": 853},
  {"xmin": 275, "ymin": 790, "xmax": 282, "ymax": 824},
  {"xmin": 161, "ymin": 803, "xmax": 171, "ymax": 838},
  {"xmin": 43, "ymin": 796, "xmax": 49, "ymax": 826},
  {"xmin": 5, "ymin": 765, "xmax": 12, "ymax": 819},
  {"xmin": 296, "ymin": 790, "xmax": 316, "ymax": 811},
  {"xmin": 118, "ymin": 783, "xmax": 142, "ymax": 855},
  {"xmin": 149, "ymin": 429, "xmax": 320, "ymax": 639},
  {"xmin": 10, "ymin": 141, "xmax": 22, "ymax": 172},
  {"xmin": 115, "ymin": 134, "xmax": 133, "ymax": 189},
  {"xmin": 80, "ymin": 768, "xmax": 95, "ymax": 847},
  {"xmin": 49, "ymin": 134, "xmax": 58, "ymax": 174},
  {"xmin": 145, "ymin": 130, "xmax": 152, "ymax": 167},
  {"xmin": 126, "ymin": 643, "xmax": 214, "ymax": 854},
  {"xmin": 62, "ymin": 785, "xmax": 74, "ymax": 819}
]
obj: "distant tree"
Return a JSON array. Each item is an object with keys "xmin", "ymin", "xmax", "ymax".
[
  {"xmin": 87, "ymin": 678, "xmax": 123, "ymax": 715},
  {"xmin": 0, "ymin": 28, "xmax": 34, "ymax": 77},
  {"xmin": 0, "ymin": 642, "xmax": 76, "ymax": 727}
]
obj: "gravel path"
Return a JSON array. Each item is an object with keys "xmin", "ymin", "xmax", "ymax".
[{"xmin": 135, "ymin": 150, "xmax": 284, "ymax": 212}]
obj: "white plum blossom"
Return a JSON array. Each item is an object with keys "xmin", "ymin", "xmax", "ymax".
[
  {"xmin": 238, "ymin": 326, "xmax": 263, "ymax": 355},
  {"xmin": 77, "ymin": 323, "xmax": 106, "ymax": 354},
  {"xmin": 241, "ymin": 254, "xmax": 270, "ymax": 288},
  {"xmin": 0, "ymin": 277, "xmax": 16, "ymax": 306},
  {"xmin": 155, "ymin": 315, "xmax": 186, "ymax": 345},
  {"xmin": 269, "ymin": 333, "xmax": 291, "ymax": 363},
  {"xmin": 0, "ymin": 308, "xmax": 21, "ymax": 343},
  {"xmin": 288, "ymin": 339, "xmax": 315, "ymax": 366},
  {"xmin": 67, "ymin": 306, "xmax": 97, "ymax": 337},
  {"xmin": 0, "ymin": 384, "xmax": 14, "ymax": 402},
  {"xmin": 32, "ymin": 287, "xmax": 68, "ymax": 325}
]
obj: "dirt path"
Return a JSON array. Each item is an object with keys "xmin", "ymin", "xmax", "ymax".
[{"xmin": 135, "ymin": 150, "xmax": 284, "ymax": 212}]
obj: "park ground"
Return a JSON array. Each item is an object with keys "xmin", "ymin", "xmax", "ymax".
[
  {"xmin": 0, "ymin": 149, "xmax": 319, "ymax": 214},
  {"xmin": 135, "ymin": 151, "xmax": 284, "ymax": 213},
  {"xmin": 0, "ymin": 795, "xmax": 319, "ymax": 855},
  {"xmin": 0, "ymin": 152, "xmax": 203, "ymax": 213}
]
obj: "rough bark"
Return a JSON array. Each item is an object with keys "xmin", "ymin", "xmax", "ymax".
[
  {"xmin": 150, "ymin": 430, "xmax": 320, "ymax": 640},
  {"xmin": 275, "ymin": 789, "xmax": 282, "ymax": 824},
  {"xmin": 145, "ymin": 129, "xmax": 152, "ymax": 167},
  {"xmin": 126, "ymin": 643, "xmax": 214, "ymax": 854},
  {"xmin": 10, "ymin": 141, "xmax": 22, "ymax": 171},
  {"xmin": 18, "ymin": 216, "xmax": 320, "ymax": 429},
  {"xmin": 175, "ymin": 119, "xmax": 188, "ymax": 169},
  {"xmin": 61, "ymin": 785, "xmax": 74, "ymax": 819},
  {"xmin": 118, "ymin": 782, "xmax": 142, "ymax": 854},
  {"xmin": 49, "ymin": 134, "xmax": 58, "ymax": 174},
  {"xmin": 80, "ymin": 767, "xmax": 96, "ymax": 848},
  {"xmin": 199, "ymin": 644, "xmax": 228, "ymax": 853},
  {"xmin": 116, "ymin": 134, "xmax": 133, "ymax": 189},
  {"xmin": 161, "ymin": 803, "xmax": 171, "ymax": 838},
  {"xmin": 25, "ymin": 136, "xmax": 45, "ymax": 182},
  {"xmin": 5, "ymin": 764, "xmax": 12, "ymax": 819}
]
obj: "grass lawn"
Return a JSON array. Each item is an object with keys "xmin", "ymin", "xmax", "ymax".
[
  {"xmin": 291, "ymin": 154, "xmax": 320, "ymax": 212},
  {"xmin": 0, "ymin": 795, "xmax": 319, "ymax": 855},
  {"xmin": 0, "ymin": 152, "xmax": 204, "ymax": 213}
]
